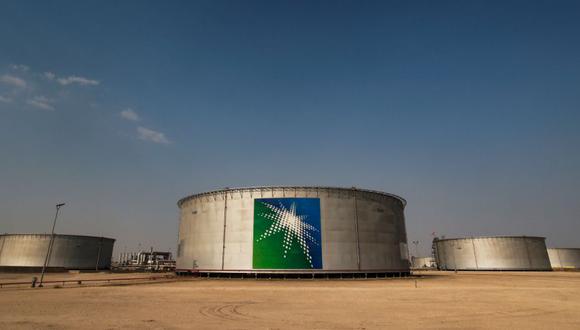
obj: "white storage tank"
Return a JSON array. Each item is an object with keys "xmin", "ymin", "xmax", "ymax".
[
  {"xmin": 548, "ymin": 248, "xmax": 580, "ymax": 270},
  {"xmin": 0, "ymin": 234, "xmax": 115, "ymax": 271},
  {"xmin": 176, "ymin": 186, "xmax": 409, "ymax": 277},
  {"xmin": 433, "ymin": 236, "xmax": 551, "ymax": 271}
]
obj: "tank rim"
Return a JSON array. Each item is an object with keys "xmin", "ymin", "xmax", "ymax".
[
  {"xmin": 434, "ymin": 235, "xmax": 546, "ymax": 242},
  {"xmin": 547, "ymin": 247, "xmax": 580, "ymax": 250},
  {"xmin": 0, "ymin": 233, "xmax": 115, "ymax": 242},
  {"xmin": 177, "ymin": 186, "xmax": 406, "ymax": 207}
]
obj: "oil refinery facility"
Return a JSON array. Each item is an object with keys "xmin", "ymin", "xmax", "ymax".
[
  {"xmin": 116, "ymin": 250, "xmax": 175, "ymax": 272},
  {"xmin": 176, "ymin": 186, "xmax": 410, "ymax": 277},
  {"xmin": 0, "ymin": 234, "xmax": 115, "ymax": 271}
]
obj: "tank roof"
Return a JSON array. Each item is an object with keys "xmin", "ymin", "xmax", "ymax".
[
  {"xmin": 434, "ymin": 235, "xmax": 546, "ymax": 242},
  {"xmin": 177, "ymin": 186, "xmax": 406, "ymax": 207},
  {"xmin": 0, "ymin": 233, "xmax": 115, "ymax": 241}
]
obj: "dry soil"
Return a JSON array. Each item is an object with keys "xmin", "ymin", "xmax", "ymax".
[{"xmin": 1, "ymin": 271, "xmax": 579, "ymax": 329}]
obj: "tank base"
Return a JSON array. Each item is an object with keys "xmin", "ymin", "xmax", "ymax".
[
  {"xmin": 550, "ymin": 268, "xmax": 579, "ymax": 271},
  {"xmin": 176, "ymin": 270, "xmax": 411, "ymax": 279},
  {"xmin": 436, "ymin": 268, "xmax": 552, "ymax": 271}
]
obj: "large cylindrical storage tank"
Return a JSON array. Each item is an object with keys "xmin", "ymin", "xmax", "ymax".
[
  {"xmin": 177, "ymin": 187, "xmax": 409, "ymax": 277},
  {"xmin": 434, "ymin": 236, "xmax": 551, "ymax": 271},
  {"xmin": 0, "ymin": 234, "xmax": 115, "ymax": 271},
  {"xmin": 548, "ymin": 248, "xmax": 580, "ymax": 270}
]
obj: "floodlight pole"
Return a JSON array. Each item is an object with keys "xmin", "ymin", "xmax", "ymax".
[{"xmin": 38, "ymin": 203, "xmax": 65, "ymax": 287}]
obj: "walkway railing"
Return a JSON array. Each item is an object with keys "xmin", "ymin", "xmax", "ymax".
[{"xmin": 0, "ymin": 274, "xmax": 175, "ymax": 289}]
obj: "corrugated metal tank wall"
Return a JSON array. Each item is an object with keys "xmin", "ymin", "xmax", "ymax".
[
  {"xmin": 548, "ymin": 248, "xmax": 580, "ymax": 270},
  {"xmin": 0, "ymin": 234, "xmax": 115, "ymax": 270},
  {"xmin": 434, "ymin": 236, "xmax": 551, "ymax": 271},
  {"xmin": 177, "ymin": 187, "xmax": 409, "ymax": 274}
]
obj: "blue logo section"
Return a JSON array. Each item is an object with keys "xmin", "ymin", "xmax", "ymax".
[{"xmin": 253, "ymin": 198, "xmax": 322, "ymax": 269}]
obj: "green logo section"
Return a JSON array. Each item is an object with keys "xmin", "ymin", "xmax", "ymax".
[{"xmin": 253, "ymin": 198, "xmax": 322, "ymax": 269}]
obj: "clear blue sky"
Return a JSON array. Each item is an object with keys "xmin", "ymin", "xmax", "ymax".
[{"xmin": 1, "ymin": 1, "xmax": 579, "ymax": 257}]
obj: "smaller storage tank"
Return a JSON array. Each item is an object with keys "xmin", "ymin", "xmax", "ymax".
[
  {"xmin": 548, "ymin": 248, "xmax": 580, "ymax": 270},
  {"xmin": 433, "ymin": 236, "xmax": 551, "ymax": 271},
  {"xmin": 411, "ymin": 256, "xmax": 436, "ymax": 269},
  {"xmin": 0, "ymin": 234, "xmax": 115, "ymax": 271}
]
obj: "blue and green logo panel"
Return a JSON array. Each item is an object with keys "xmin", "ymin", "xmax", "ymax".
[{"xmin": 253, "ymin": 198, "xmax": 322, "ymax": 269}]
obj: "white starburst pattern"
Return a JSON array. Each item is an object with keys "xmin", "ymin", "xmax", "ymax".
[{"xmin": 256, "ymin": 202, "xmax": 319, "ymax": 267}]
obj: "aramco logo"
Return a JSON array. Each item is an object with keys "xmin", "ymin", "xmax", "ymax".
[{"xmin": 253, "ymin": 198, "xmax": 322, "ymax": 269}]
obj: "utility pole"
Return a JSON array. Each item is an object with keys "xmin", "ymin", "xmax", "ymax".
[{"xmin": 38, "ymin": 203, "xmax": 65, "ymax": 287}]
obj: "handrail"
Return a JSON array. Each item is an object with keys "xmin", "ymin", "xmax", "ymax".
[{"xmin": 0, "ymin": 274, "xmax": 175, "ymax": 288}]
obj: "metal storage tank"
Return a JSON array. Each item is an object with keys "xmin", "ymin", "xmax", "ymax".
[
  {"xmin": 176, "ymin": 186, "xmax": 409, "ymax": 277},
  {"xmin": 0, "ymin": 234, "xmax": 115, "ymax": 271},
  {"xmin": 411, "ymin": 256, "xmax": 436, "ymax": 269},
  {"xmin": 548, "ymin": 248, "xmax": 580, "ymax": 270},
  {"xmin": 433, "ymin": 236, "xmax": 551, "ymax": 271}
]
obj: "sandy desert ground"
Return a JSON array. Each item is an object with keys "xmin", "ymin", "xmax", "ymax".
[{"xmin": 1, "ymin": 271, "xmax": 580, "ymax": 329}]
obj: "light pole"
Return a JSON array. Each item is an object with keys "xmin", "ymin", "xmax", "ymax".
[{"xmin": 38, "ymin": 203, "xmax": 65, "ymax": 287}]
